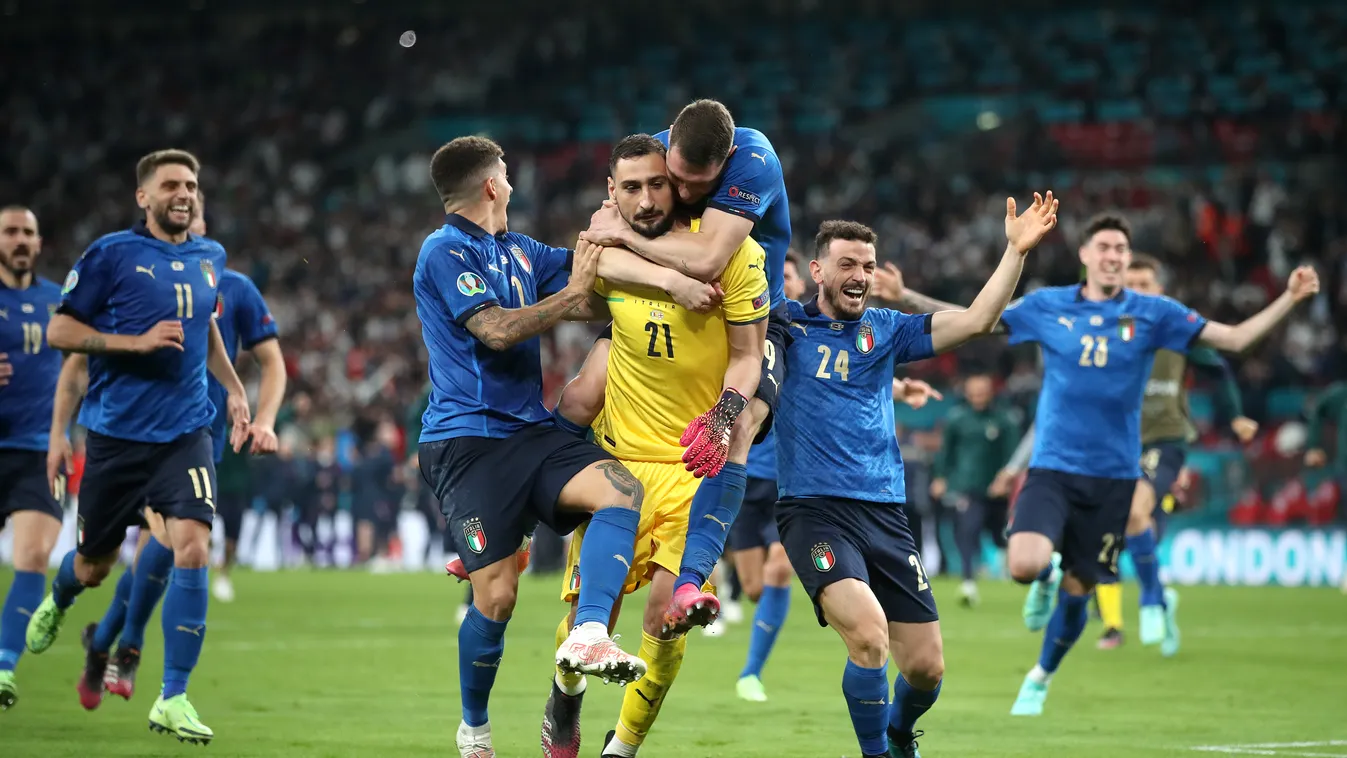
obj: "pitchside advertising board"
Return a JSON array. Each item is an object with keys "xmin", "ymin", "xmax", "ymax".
[{"xmin": 1155, "ymin": 528, "xmax": 1347, "ymax": 588}]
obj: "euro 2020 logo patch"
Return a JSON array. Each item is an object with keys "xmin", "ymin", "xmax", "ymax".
[
  {"xmin": 62, "ymin": 269, "xmax": 79, "ymax": 295},
  {"xmin": 462, "ymin": 517, "xmax": 487, "ymax": 554},
  {"xmin": 856, "ymin": 322, "xmax": 875, "ymax": 354},
  {"xmin": 457, "ymin": 272, "xmax": 487, "ymax": 297},
  {"xmin": 811, "ymin": 542, "xmax": 835, "ymax": 572}
]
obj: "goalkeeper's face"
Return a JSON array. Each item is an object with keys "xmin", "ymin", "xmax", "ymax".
[
  {"xmin": 812, "ymin": 238, "xmax": 876, "ymax": 320},
  {"xmin": 609, "ymin": 154, "xmax": 675, "ymax": 239}
]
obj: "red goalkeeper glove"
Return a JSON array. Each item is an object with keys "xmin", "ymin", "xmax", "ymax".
[{"xmin": 680, "ymin": 388, "xmax": 749, "ymax": 478}]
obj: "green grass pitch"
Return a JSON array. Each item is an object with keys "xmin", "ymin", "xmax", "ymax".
[{"xmin": 1, "ymin": 569, "xmax": 1344, "ymax": 757}]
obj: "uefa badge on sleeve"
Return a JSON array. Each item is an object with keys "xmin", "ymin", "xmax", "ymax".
[
  {"xmin": 462, "ymin": 518, "xmax": 487, "ymax": 554},
  {"xmin": 457, "ymin": 272, "xmax": 487, "ymax": 297},
  {"xmin": 811, "ymin": 543, "xmax": 835, "ymax": 572},
  {"xmin": 1118, "ymin": 315, "xmax": 1135, "ymax": 342},
  {"xmin": 62, "ymin": 269, "xmax": 79, "ymax": 295}
]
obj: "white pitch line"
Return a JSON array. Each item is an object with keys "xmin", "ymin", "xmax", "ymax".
[{"xmin": 1190, "ymin": 741, "xmax": 1347, "ymax": 757}]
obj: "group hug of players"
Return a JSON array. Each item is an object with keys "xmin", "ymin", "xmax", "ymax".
[
  {"xmin": 0, "ymin": 97, "xmax": 1320, "ymax": 758},
  {"xmin": 0, "ymin": 150, "xmax": 286, "ymax": 742}
]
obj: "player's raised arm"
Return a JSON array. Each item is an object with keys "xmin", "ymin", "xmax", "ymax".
[
  {"xmin": 588, "ymin": 205, "xmax": 750, "ymax": 283},
  {"xmin": 596, "ymin": 245, "xmax": 720, "ymax": 313},
  {"xmin": 1194, "ymin": 265, "xmax": 1319, "ymax": 354},
  {"xmin": 462, "ymin": 238, "xmax": 600, "ymax": 349},
  {"xmin": 929, "ymin": 193, "xmax": 1058, "ymax": 354}
]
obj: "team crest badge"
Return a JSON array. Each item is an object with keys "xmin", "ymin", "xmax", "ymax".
[
  {"xmin": 1118, "ymin": 315, "xmax": 1135, "ymax": 342},
  {"xmin": 457, "ymin": 272, "xmax": 487, "ymax": 297},
  {"xmin": 856, "ymin": 322, "xmax": 875, "ymax": 354},
  {"xmin": 811, "ymin": 543, "xmax": 836, "ymax": 572},
  {"xmin": 62, "ymin": 269, "xmax": 79, "ymax": 294},
  {"xmin": 568, "ymin": 565, "xmax": 581, "ymax": 593},
  {"xmin": 200, "ymin": 259, "xmax": 217, "ymax": 288},
  {"xmin": 462, "ymin": 518, "xmax": 487, "ymax": 554},
  {"xmin": 214, "ymin": 293, "xmax": 225, "ymax": 320},
  {"xmin": 509, "ymin": 245, "xmax": 532, "ymax": 274}
]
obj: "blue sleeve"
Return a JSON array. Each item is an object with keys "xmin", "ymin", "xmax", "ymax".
[
  {"xmin": 426, "ymin": 245, "xmax": 499, "ymax": 325},
  {"xmin": 885, "ymin": 309, "xmax": 936, "ymax": 365},
  {"xmin": 998, "ymin": 293, "xmax": 1040, "ymax": 345},
  {"xmin": 516, "ymin": 235, "xmax": 573, "ymax": 297},
  {"xmin": 1149, "ymin": 296, "xmax": 1208, "ymax": 353},
  {"xmin": 233, "ymin": 278, "xmax": 279, "ymax": 350},
  {"xmin": 58, "ymin": 244, "xmax": 112, "ymax": 323},
  {"xmin": 707, "ymin": 150, "xmax": 782, "ymax": 223}
]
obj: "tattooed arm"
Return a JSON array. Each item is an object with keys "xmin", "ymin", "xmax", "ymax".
[
  {"xmin": 562, "ymin": 292, "xmax": 612, "ymax": 323},
  {"xmin": 46, "ymin": 353, "xmax": 88, "ymax": 494},
  {"xmin": 46, "ymin": 314, "xmax": 159, "ymax": 354},
  {"xmin": 464, "ymin": 291, "xmax": 592, "ymax": 351}
]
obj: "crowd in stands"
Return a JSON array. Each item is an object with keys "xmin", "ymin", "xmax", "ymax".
[{"xmin": 4, "ymin": 1, "xmax": 1343, "ymax": 558}]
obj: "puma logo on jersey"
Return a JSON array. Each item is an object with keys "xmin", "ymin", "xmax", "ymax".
[
  {"xmin": 749, "ymin": 152, "xmax": 768, "ymax": 164},
  {"xmin": 0, "ymin": 308, "xmax": 8, "ymax": 320},
  {"xmin": 789, "ymin": 322, "xmax": 808, "ymax": 336},
  {"xmin": 703, "ymin": 514, "xmax": 731, "ymax": 532},
  {"xmin": 768, "ymin": 374, "xmax": 779, "ymax": 389},
  {"xmin": 1057, "ymin": 316, "xmax": 1074, "ymax": 331},
  {"xmin": 449, "ymin": 249, "xmax": 466, "ymax": 260},
  {"xmin": 136, "ymin": 265, "xmax": 156, "ymax": 279}
]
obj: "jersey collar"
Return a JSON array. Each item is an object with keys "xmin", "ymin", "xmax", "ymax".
[
  {"xmin": 445, "ymin": 213, "xmax": 489, "ymax": 239},
  {"xmin": 804, "ymin": 296, "xmax": 823, "ymax": 317},
  {"xmin": 131, "ymin": 220, "xmax": 198, "ymax": 246},
  {"xmin": 1075, "ymin": 284, "xmax": 1126, "ymax": 303}
]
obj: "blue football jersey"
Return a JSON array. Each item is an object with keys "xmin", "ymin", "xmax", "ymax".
[
  {"xmin": 745, "ymin": 427, "xmax": 777, "ymax": 481},
  {"xmin": 656, "ymin": 127, "xmax": 791, "ymax": 309},
  {"xmin": 0, "ymin": 276, "xmax": 63, "ymax": 451},
  {"xmin": 999, "ymin": 286, "xmax": 1208, "ymax": 479},
  {"xmin": 59, "ymin": 223, "xmax": 227, "ymax": 444},
  {"xmin": 209, "ymin": 269, "xmax": 279, "ymax": 462},
  {"xmin": 414, "ymin": 214, "xmax": 571, "ymax": 441},
  {"xmin": 775, "ymin": 298, "xmax": 935, "ymax": 503}
]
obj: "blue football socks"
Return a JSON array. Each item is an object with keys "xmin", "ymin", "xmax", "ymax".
[
  {"xmin": 160, "ymin": 567, "xmax": 208, "ymax": 699},
  {"xmin": 459, "ymin": 605, "xmax": 508, "ymax": 727},
  {"xmin": 51, "ymin": 550, "xmax": 84, "ymax": 610},
  {"xmin": 121, "ymin": 536, "xmax": 174, "ymax": 651},
  {"xmin": 677, "ymin": 462, "xmax": 748, "ymax": 590},
  {"xmin": 843, "ymin": 659, "xmax": 890, "ymax": 756},
  {"xmin": 890, "ymin": 674, "xmax": 942, "ymax": 737},
  {"xmin": 573, "ymin": 506, "xmax": 640, "ymax": 627},
  {"xmin": 740, "ymin": 584, "xmax": 790, "ymax": 679},
  {"xmin": 0, "ymin": 570, "xmax": 45, "ymax": 671},
  {"xmin": 91, "ymin": 568, "xmax": 134, "ymax": 653},
  {"xmin": 1038, "ymin": 588, "xmax": 1089, "ymax": 674},
  {"xmin": 1129, "ymin": 527, "xmax": 1165, "ymax": 607}
]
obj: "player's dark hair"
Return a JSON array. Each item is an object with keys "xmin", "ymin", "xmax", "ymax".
[
  {"xmin": 1081, "ymin": 212, "xmax": 1131, "ymax": 246},
  {"xmin": 430, "ymin": 136, "xmax": 505, "ymax": 207},
  {"xmin": 669, "ymin": 99, "xmax": 735, "ymax": 169},
  {"xmin": 813, "ymin": 220, "xmax": 877, "ymax": 259},
  {"xmin": 1128, "ymin": 252, "xmax": 1161, "ymax": 273},
  {"xmin": 135, "ymin": 149, "xmax": 201, "ymax": 186},
  {"xmin": 785, "ymin": 249, "xmax": 804, "ymax": 271},
  {"xmin": 608, "ymin": 134, "xmax": 666, "ymax": 176}
]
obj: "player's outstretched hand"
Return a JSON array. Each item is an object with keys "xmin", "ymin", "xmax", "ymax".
[
  {"xmin": 1231, "ymin": 416, "xmax": 1259, "ymax": 445},
  {"xmin": 667, "ymin": 275, "xmax": 722, "ymax": 313},
  {"xmin": 0, "ymin": 352, "xmax": 11, "ymax": 387},
  {"xmin": 226, "ymin": 390, "xmax": 252, "ymax": 453},
  {"xmin": 248, "ymin": 423, "xmax": 279, "ymax": 455},
  {"xmin": 894, "ymin": 377, "xmax": 942, "ymax": 409},
  {"xmin": 579, "ymin": 204, "xmax": 630, "ymax": 247},
  {"xmin": 1286, "ymin": 265, "xmax": 1320, "ymax": 302},
  {"xmin": 134, "ymin": 320, "xmax": 184, "ymax": 352},
  {"xmin": 680, "ymin": 388, "xmax": 749, "ymax": 478},
  {"xmin": 567, "ymin": 238, "xmax": 603, "ymax": 295},
  {"xmin": 46, "ymin": 434, "xmax": 72, "ymax": 499},
  {"xmin": 1005, "ymin": 191, "xmax": 1059, "ymax": 255},
  {"xmin": 872, "ymin": 262, "xmax": 905, "ymax": 303}
]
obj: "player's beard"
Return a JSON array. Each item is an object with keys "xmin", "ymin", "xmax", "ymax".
[
  {"xmin": 823, "ymin": 283, "xmax": 868, "ymax": 320},
  {"xmin": 153, "ymin": 202, "xmax": 192, "ymax": 236},
  {"xmin": 0, "ymin": 245, "xmax": 33, "ymax": 283},
  {"xmin": 627, "ymin": 210, "xmax": 674, "ymax": 239}
]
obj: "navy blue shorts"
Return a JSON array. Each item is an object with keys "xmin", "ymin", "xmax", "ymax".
[
  {"xmin": 777, "ymin": 497, "xmax": 938, "ymax": 626},
  {"xmin": 729, "ymin": 477, "xmax": 780, "ymax": 552},
  {"xmin": 78, "ymin": 428, "xmax": 218, "ymax": 558},
  {"xmin": 1008, "ymin": 468, "xmax": 1134, "ymax": 585},
  {"xmin": 0, "ymin": 449, "xmax": 63, "ymax": 530},
  {"xmin": 419, "ymin": 421, "xmax": 614, "ymax": 574}
]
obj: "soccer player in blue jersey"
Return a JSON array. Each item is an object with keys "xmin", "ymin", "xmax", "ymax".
[
  {"xmin": 0, "ymin": 206, "xmax": 64, "ymax": 711},
  {"xmin": 731, "ymin": 249, "xmax": 805, "ymax": 703},
  {"xmin": 77, "ymin": 197, "xmax": 285, "ymax": 707},
  {"xmin": 567, "ymin": 99, "xmax": 793, "ymax": 632},
  {"xmin": 1001, "ymin": 213, "xmax": 1319, "ymax": 717},
  {"xmin": 416, "ymin": 136, "xmax": 723, "ymax": 758},
  {"xmin": 24, "ymin": 149, "xmax": 252, "ymax": 744},
  {"xmin": 777, "ymin": 198, "xmax": 1058, "ymax": 758}
]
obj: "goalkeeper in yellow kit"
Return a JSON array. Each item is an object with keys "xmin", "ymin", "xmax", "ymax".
[{"xmin": 541, "ymin": 134, "xmax": 768, "ymax": 758}]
